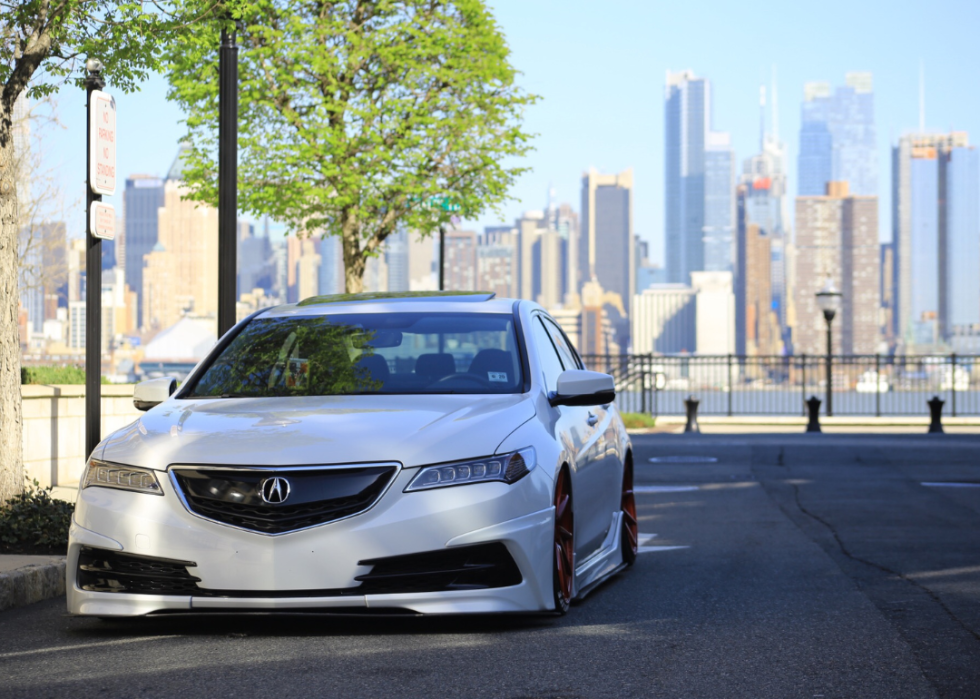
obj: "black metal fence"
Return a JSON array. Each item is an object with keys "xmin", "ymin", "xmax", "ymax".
[{"xmin": 579, "ymin": 354, "xmax": 980, "ymax": 417}]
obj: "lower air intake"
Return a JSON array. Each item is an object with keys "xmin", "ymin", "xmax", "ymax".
[{"xmin": 355, "ymin": 543, "xmax": 523, "ymax": 594}]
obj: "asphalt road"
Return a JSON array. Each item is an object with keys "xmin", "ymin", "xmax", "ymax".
[{"xmin": 2, "ymin": 433, "xmax": 979, "ymax": 698}]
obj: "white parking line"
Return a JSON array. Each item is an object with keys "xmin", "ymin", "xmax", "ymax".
[
  {"xmin": 638, "ymin": 545, "xmax": 689, "ymax": 553},
  {"xmin": 921, "ymin": 482, "xmax": 980, "ymax": 488},
  {"xmin": 649, "ymin": 456, "xmax": 717, "ymax": 464},
  {"xmin": 635, "ymin": 485, "xmax": 699, "ymax": 493},
  {"xmin": 0, "ymin": 635, "xmax": 181, "ymax": 660}
]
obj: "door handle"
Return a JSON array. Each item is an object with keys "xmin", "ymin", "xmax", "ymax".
[{"xmin": 587, "ymin": 412, "xmax": 598, "ymax": 426}]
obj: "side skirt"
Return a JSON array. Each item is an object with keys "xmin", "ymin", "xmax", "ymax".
[{"xmin": 572, "ymin": 511, "xmax": 626, "ymax": 600}]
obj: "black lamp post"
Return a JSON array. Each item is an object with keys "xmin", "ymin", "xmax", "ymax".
[
  {"xmin": 84, "ymin": 57, "xmax": 105, "ymax": 459},
  {"xmin": 217, "ymin": 21, "xmax": 239, "ymax": 336},
  {"xmin": 815, "ymin": 278, "xmax": 842, "ymax": 417}
]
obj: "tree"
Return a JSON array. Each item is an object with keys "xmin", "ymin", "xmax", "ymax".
[
  {"xmin": 167, "ymin": 0, "xmax": 536, "ymax": 293},
  {"xmin": 0, "ymin": 2, "xmax": 211, "ymax": 501}
]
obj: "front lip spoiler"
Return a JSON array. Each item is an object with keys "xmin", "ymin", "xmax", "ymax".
[{"xmin": 167, "ymin": 461, "xmax": 403, "ymax": 537}]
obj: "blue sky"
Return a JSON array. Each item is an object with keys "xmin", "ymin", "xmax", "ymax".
[{"xmin": 43, "ymin": 0, "xmax": 980, "ymax": 266}]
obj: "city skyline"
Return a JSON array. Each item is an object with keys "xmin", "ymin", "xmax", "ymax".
[{"xmin": 33, "ymin": 0, "xmax": 980, "ymax": 267}]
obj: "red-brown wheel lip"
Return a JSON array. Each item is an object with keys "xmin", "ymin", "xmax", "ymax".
[
  {"xmin": 554, "ymin": 470, "xmax": 574, "ymax": 605},
  {"xmin": 622, "ymin": 458, "xmax": 638, "ymax": 555}
]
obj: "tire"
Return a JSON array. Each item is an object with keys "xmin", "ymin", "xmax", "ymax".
[
  {"xmin": 621, "ymin": 455, "xmax": 638, "ymax": 566},
  {"xmin": 553, "ymin": 467, "xmax": 574, "ymax": 614}
]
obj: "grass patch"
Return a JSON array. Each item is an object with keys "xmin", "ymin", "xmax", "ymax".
[{"xmin": 620, "ymin": 412, "xmax": 656, "ymax": 429}]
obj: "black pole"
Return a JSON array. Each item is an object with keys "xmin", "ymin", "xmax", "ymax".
[
  {"xmin": 438, "ymin": 224, "xmax": 446, "ymax": 291},
  {"xmin": 825, "ymin": 313, "xmax": 834, "ymax": 417},
  {"xmin": 84, "ymin": 62, "xmax": 105, "ymax": 460},
  {"xmin": 217, "ymin": 24, "xmax": 239, "ymax": 335}
]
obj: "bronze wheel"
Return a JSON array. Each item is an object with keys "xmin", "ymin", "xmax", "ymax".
[
  {"xmin": 553, "ymin": 468, "xmax": 574, "ymax": 613},
  {"xmin": 621, "ymin": 456, "xmax": 638, "ymax": 566}
]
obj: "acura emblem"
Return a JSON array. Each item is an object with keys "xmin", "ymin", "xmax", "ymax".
[{"xmin": 260, "ymin": 476, "xmax": 291, "ymax": 504}]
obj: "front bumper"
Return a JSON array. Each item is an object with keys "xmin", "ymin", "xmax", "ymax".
[{"xmin": 67, "ymin": 464, "xmax": 555, "ymax": 616}]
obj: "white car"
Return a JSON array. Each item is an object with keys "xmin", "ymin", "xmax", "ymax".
[{"xmin": 68, "ymin": 293, "xmax": 637, "ymax": 617}]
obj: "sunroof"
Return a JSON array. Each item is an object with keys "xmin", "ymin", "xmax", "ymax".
[{"xmin": 297, "ymin": 291, "xmax": 496, "ymax": 307}]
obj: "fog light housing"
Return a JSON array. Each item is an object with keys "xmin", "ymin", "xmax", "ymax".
[
  {"xmin": 405, "ymin": 448, "xmax": 535, "ymax": 492},
  {"xmin": 82, "ymin": 459, "xmax": 163, "ymax": 495}
]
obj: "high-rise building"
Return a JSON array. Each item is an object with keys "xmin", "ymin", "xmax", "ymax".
[
  {"xmin": 742, "ymin": 81, "xmax": 792, "ymax": 337},
  {"xmin": 318, "ymin": 236, "xmax": 344, "ymax": 296},
  {"xmin": 581, "ymin": 168, "xmax": 634, "ymax": 346},
  {"xmin": 794, "ymin": 182, "xmax": 880, "ymax": 354},
  {"xmin": 443, "ymin": 230, "xmax": 478, "ymax": 291},
  {"xmin": 664, "ymin": 71, "xmax": 733, "ymax": 284},
  {"xmin": 123, "ymin": 174, "xmax": 165, "ymax": 328},
  {"xmin": 736, "ymin": 185, "xmax": 781, "ymax": 356},
  {"xmin": 386, "ymin": 229, "xmax": 410, "ymax": 292},
  {"xmin": 18, "ymin": 221, "xmax": 66, "ymax": 338},
  {"xmin": 892, "ymin": 131, "xmax": 979, "ymax": 348},
  {"xmin": 798, "ymin": 73, "xmax": 877, "ymax": 197},
  {"xmin": 408, "ymin": 234, "xmax": 436, "ymax": 291},
  {"xmin": 692, "ymin": 271, "xmax": 736, "ymax": 355},
  {"xmin": 631, "ymin": 285, "xmax": 696, "ymax": 355},
  {"xmin": 141, "ymin": 148, "xmax": 219, "ymax": 332},
  {"xmin": 703, "ymin": 133, "xmax": 735, "ymax": 272},
  {"xmin": 238, "ymin": 220, "xmax": 275, "ymax": 297},
  {"xmin": 516, "ymin": 210, "xmax": 545, "ymax": 301},
  {"xmin": 532, "ymin": 229, "xmax": 566, "ymax": 309}
]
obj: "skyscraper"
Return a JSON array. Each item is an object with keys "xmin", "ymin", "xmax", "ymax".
[
  {"xmin": 741, "ymin": 80, "xmax": 791, "ymax": 336},
  {"xmin": 141, "ymin": 147, "xmax": 219, "ymax": 332},
  {"xmin": 736, "ymin": 185, "xmax": 780, "ymax": 356},
  {"xmin": 798, "ymin": 73, "xmax": 877, "ymax": 197},
  {"xmin": 123, "ymin": 174, "xmax": 165, "ymax": 328},
  {"xmin": 703, "ymin": 133, "xmax": 735, "ymax": 272},
  {"xmin": 892, "ymin": 132, "xmax": 979, "ymax": 347},
  {"xmin": 581, "ymin": 168, "xmax": 634, "ymax": 346},
  {"xmin": 794, "ymin": 182, "xmax": 880, "ymax": 354},
  {"xmin": 664, "ymin": 71, "xmax": 733, "ymax": 284}
]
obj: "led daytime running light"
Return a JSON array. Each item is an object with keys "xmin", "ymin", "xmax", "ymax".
[
  {"xmin": 405, "ymin": 448, "xmax": 535, "ymax": 492},
  {"xmin": 83, "ymin": 459, "xmax": 163, "ymax": 495}
]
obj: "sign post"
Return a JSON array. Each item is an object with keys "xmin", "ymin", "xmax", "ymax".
[{"xmin": 85, "ymin": 59, "xmax": 113, "ymax": 459}]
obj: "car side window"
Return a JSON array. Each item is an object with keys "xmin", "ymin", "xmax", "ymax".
[
  {"xmin": 542, "ymin": 318, "xmax": 582, "ymax": 371},
  {"xmin": 531, "ymin": 316, "xmax": 566, "ymax": 393}
]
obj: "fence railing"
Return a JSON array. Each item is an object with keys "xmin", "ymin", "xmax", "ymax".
[{"xmin": 579, "ymin": 354, "xmax": 980, "ymax": 417}]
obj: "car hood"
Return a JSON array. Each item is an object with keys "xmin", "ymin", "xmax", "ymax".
[{"xmin": 100, "ymin": 393, "xmax": 536, "ymax": 471}]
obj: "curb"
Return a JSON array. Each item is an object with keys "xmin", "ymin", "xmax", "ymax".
[{"xmin": 0, "ymin": 559, "xmax": 67, "ymax": 613}]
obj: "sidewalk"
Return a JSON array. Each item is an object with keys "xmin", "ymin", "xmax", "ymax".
[
  {"xmin": 0, "ymin": 555, "xmax": 66, "ymax": 613},
  {"xmin": 629, "ymin": 415, "xmax": 980, "ymax": 434}
]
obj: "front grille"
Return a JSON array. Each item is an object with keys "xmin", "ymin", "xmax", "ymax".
[
  {"xmin": 171, "ymin": 465, "xmax": 398, "ymax": 534},
  {"xmin": 355, "ymin": 543, "xmax": 523, "ymax": 594}
]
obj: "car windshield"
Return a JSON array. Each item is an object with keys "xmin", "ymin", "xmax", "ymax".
[{"xmin": 185, "ymin": 312, "xmax": 524, "ymax": 397}]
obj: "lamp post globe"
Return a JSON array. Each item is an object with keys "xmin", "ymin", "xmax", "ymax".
[
  {"xmin": 816, "ymin": 277, "xmax": 842, "ymax": 324},
  {"xmin": 815, "ymin": 277, "xmax": 843, "ymax": 417}
]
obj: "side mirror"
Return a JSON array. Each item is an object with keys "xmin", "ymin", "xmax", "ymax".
[
  {"xmin": 549, "ymin": 370, "xmax": 615, "ymax": 407},
  {"xmin": 133, "ymin": 377, "xmax": 177, "ymax": 411}
]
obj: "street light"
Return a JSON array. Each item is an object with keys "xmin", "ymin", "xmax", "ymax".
[{"xmin": 815, "ymin": 277, "xmax": 843, "ymax": 417}]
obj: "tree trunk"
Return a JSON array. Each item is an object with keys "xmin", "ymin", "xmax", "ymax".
[
  {"xmin": 0, "ymin": 134, "xmax": 24, "ymax": 503},
  {"xmin": 341, "ymin": 211, "xmax": 366, "ymax": 293}
]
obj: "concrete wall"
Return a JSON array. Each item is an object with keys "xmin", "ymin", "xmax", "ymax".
[{"xmin": 22, "ymin": 385, "xmax": 142, "ymax": 488}]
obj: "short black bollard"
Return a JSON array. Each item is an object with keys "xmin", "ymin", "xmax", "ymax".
[
  {"xmin": 806, "ymin": 395, "xmax": 822, "ymax": 433},
  {"xmin": 684, "ymin": 395, "xmax": 700, "ymax": 433},
  {"xmin": 927, "ymin": 395, "xmax": 945, "ymax": 434}
]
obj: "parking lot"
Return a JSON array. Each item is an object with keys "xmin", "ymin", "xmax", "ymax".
[{"xmin": 1, "ymin": 433, "xmax": 978, "ymax": 698}]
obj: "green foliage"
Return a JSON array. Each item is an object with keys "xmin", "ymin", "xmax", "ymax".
[
  {"xmin": 0, "ymin": 1, "xmax": 214, "ymax": 103},
  {"xmin": 167, "ymin": 0, "xmax": 537, "ymax": 289},
  {"xmin": 20, "ymin": 366, "xmax": 110, "ymax": 384},
  {"xmin": 620, "ymin": 412, "xmax": 657, "ymax": 429},
  {"xmin": 0, "ymin": 479, "xmax": 74, "ymax": 554}
]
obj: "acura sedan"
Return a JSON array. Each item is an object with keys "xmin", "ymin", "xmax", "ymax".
[{"xmin": 68, "ymin": 292, "xmax": 637, "ymax": 616}]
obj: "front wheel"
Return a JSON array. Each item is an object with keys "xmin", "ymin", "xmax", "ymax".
[
  {"xmin": 621, "ymin": 456, "xmax": 638, "ymax": 566},
  {"xmin": 553, "ymin": 467, "xmax": 574, "ymax": 614}
]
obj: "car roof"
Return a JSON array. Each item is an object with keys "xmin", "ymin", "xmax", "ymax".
[{"xmin": 256, "ymin": 291, "xmax": 524, "ymax": 319}]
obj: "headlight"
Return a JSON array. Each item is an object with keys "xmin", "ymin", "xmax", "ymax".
[
  {"xmin": 82, "ymin": 459, "xmax": 163, "ymax": 496},
  {"xmin": 404, "ymin": 448, "xmax": 535, "ymax": 492}
]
